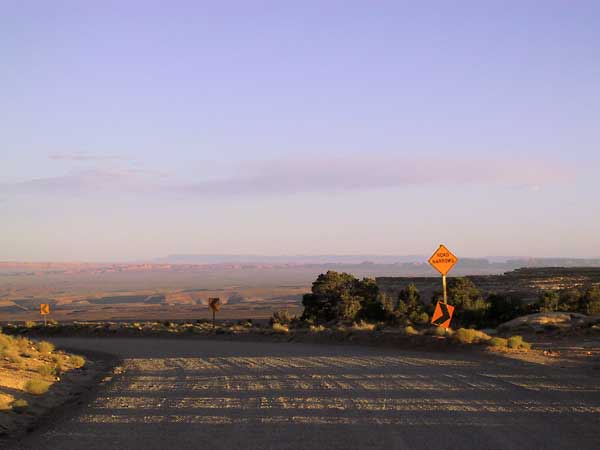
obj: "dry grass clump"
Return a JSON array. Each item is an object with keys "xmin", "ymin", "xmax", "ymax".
[
  {"xmin": 271, "ymin": 323, "xmax": 290, "ymax": 334},
  {"xmin": 488, "ymin": 337, "xmax": 509, "ymax": 347},
  {"xmin": 0, "ymin": 393, "xmax": 13, "ymax": 411},
  {"xmin": 24, "ymin": 379, "xmax": 51, "ymax": 395},
  {"xmin": 309, "ymin": 324, "xmax": 326, "ymax": 333},
  {"xmin": 35, "ymin": 363, "xmax": 55, "ymax": 376},
  {"xmin": 507, "ymin": 335, "xmax": 531, "ymax": 349},
  {"xmin": 1, "ymin": 334, "xmax": 27, "ymax": 366},
  {"xmin": 0, "ymin": 333, "xmax": 14, "ymax": 348},
  {"xmin": 14, "ymin": 336, "xmax": 32, "ymax": 354},
  {"xmin": 10, "ymin": 398, "xmax": 28, "ymax": 413},
  {"xmin": 1, "ymin": 346, "xmax": 23, "ymax": 364},
  {"xmin": 487, "ymin": 335, "xmax": 531, "ymax": 350},
  {"xmin": 403, "ymin": 325, "xmax": 420, "ymax": 336},
  {"xmin": 453, "ymin": 328, "xmax": 492, "ymax": 344},
  {"xmin": 68, "ymin": 355, "xmax": 86, "ymax": 369},
  {"xmin": 428, "ymin": 326, "xmax": 453, "ymax": 337},
  {"xmin": 270, "ymin": 310, "xmax": 295, "ymax": 326},
  {"xmin": 351, "ymin": 321, "xmax": 376, "ymax": 331},
  {"xmin": 36, "ymin": 341, "xmax": 55, "ymax": 355}
]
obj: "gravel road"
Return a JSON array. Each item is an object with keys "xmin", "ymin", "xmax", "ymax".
[{"xmin": 7, "ymin": 337, "xmax": 600, "ymax": 450}]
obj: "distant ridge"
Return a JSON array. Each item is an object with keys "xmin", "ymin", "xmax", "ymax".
[
  {"xmin": 153, "ymin": 254, "xmax": 600, "ymax": 268},
  {"xmin": 153, "ymin": 254, "xmax": 428, "ymax": 264}
]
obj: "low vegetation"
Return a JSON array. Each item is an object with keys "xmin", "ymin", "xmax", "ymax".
[
  {"xmin": 271, "ymin": 323, "xmax": 290, "ymax": 334},
  {"xmin": 351, "ymin": 321, "xmax": 376, "ymax": 331},
  {"xmin": 403, "ymin": 325, "xmax": 419, "ymax": 336},
  {"xmin": 536, "ymin": 286, "xmax": 600, "ymax": 316},
  {"xmin": 450, "ymin": 328, "xmax": 531, "ymax": 350},
  {"xmin": 23, "ymin": 379, "xmax": 51, "ymax": 395},
  {"xmin": 69, "ymin": 355, "xmax": 86, "ymax": 368},
  {"xmin": 309, "ymin": 324, "xmax": 326, "ymax": 333},
  {"xmin": 298, "ymin": 271, "xmax": 540, "ymax": 330},
  {"xmin": 3, "ymin": 269, "xmax": 554, "ymax": 354},
  {"xmin": 507, "ymin": 335, "xmax": 531, "ymax": 350},
  {"xmin": 0, "ymin": 330, "xmax": 88, "ymax": 422},
  {"xmin": 36, "ymin": 341, "xmax": 55, "ymax": 354},
  {"xmin": 489, "ymin": 337, "xmax": 508, "ymax": 347},
  {"xmin": 10, "ymin": 398, "xmax": 29, "ymax": 414},
  {"xmin": 453, "ymin": 328, "xmax": 492, "ymax": 344}
]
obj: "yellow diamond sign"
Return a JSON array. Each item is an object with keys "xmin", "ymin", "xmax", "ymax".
[{"xmin": 428, "ymin": 244, "xmax": 458, "ymax": 276}]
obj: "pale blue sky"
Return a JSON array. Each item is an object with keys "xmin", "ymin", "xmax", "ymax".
[{"xmin": 1, "ymin": 1, "xmax": 599, "ymax": 261}]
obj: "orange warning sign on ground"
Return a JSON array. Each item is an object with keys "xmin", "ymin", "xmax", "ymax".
[
  {"xmin": 40, "ymin": 303, "xmax": 50, "ymax": 315},
  {"xmin": 431, "ymin": 301, "xmax": 454, "ymax": 328},
  {"xmin": 428, "ymin": 244, "xmax": 458, "ymax": 276}
]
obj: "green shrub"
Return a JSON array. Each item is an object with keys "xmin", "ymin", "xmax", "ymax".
[
  {"xmin": 438, "ymin": 278, "xmax": 489, "ymax": 328},
  {"xmin": 24, "ymin": 321, "xmax": 37, "ymax": 329},
  {"xmin": 69, "ymin": 355, "xmax": 86, "ymax": 368},
  {"xmin": 10, "ymin": 399, "xmax": 28, "ymax": 413},
  {"xmin": 36, "ymin": 341, "xmax": 55, "ymax": 354},
  {"xmin": 301, "ymin": 271, "xmax": 378, "ymax": 322},
  {"xmin": 395, "ymin": 284, "xmax": 427, "ymax": 323},
  {"xmin": 24, "ymin": 379, "xmax": 51, "ymax": 395},
  {"xmin": 488, "ymin": 337, "xmax": 508, "ymax": 348},
  {"xmin": 582, "ymin": 286, "xmax": 600, "ymax": 315},
  {"xmin": 415, "ymin": 312, "xmax": 430, "ymax": 324}
]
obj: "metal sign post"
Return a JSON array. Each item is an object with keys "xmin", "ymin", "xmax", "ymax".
[
  {"xmin": 442, "ymin": 274, "xmax": 448, "ymax": 304},
  {"xmin": 428, "ymin": 245, "xmax": 458, "ymax": 328}
]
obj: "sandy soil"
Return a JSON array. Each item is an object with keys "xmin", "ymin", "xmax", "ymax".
[{"xmin": 5, "ymin": 337, "xmax": 600, "ymax": 450}]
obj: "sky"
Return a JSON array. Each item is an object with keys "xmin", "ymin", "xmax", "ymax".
[{"xmin": 1, "ymin": 0, "xmax": 599, "ymax": 261}]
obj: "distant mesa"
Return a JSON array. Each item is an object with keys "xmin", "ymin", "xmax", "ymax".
[
  {"xmin": 0, "ymin": 257, "xmax": 599, "ymax": 280},
  {"xmin": 153, "ymin": 254, "xmax": 428, "ymax": 265},
  {"xmin": 227, "ymin": 293, "xmax": 245, "ymax": 305}
]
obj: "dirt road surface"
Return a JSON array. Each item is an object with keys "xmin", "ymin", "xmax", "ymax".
[{"xmin": 7, "ymin": 338, "xmax": 600, "ymax": 450}]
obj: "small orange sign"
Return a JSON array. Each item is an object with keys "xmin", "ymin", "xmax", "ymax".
[
  {"xmin": 431, "ymin": 301, "xmax": 454, "ymax": 328},
  {"xmin": 40, "ymin": 304, "xmax": 50, "ymax": 315},
  {"xmin": 428, "ymin": 244, "xmax": 458, "ymax": 276},
  {"xmin": 208, "ymin": 297, "xmax": 221, "ymax": 312}
]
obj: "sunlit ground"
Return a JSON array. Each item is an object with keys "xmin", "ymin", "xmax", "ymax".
[{"xmin": 73, "ymin": 355, "xmax": 600, "ymax": 427}]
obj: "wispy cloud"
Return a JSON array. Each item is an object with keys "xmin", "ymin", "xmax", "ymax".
[
  {"xmin": 2, "ymin": 168, "xmax": 165, "ymax": 195},
  {"xmin": 49, "ymin": 152, "xmax": 129, "ymax": 162},
  {"xmin": 176, "ymin": 155, "xmax": 573, "ymax": 195},
  {"xmin": 3, "ymin": 154, "xmax": 574, "ymax": 197}
]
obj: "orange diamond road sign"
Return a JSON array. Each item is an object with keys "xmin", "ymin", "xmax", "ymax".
[
  {"xmin": 428, "ymin": 244, "xmax": 458, "ymax": 276},
  {"xmin": 208, "ymin": 297, "xmax": 222, "ymax": 312},
  {"xmin": 40, "ymin": 304, "xmax": 50, "ymax": 315},
  {"xmin": 431, "ymin": 301, "xmax": 454, "ymax": 328}
]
